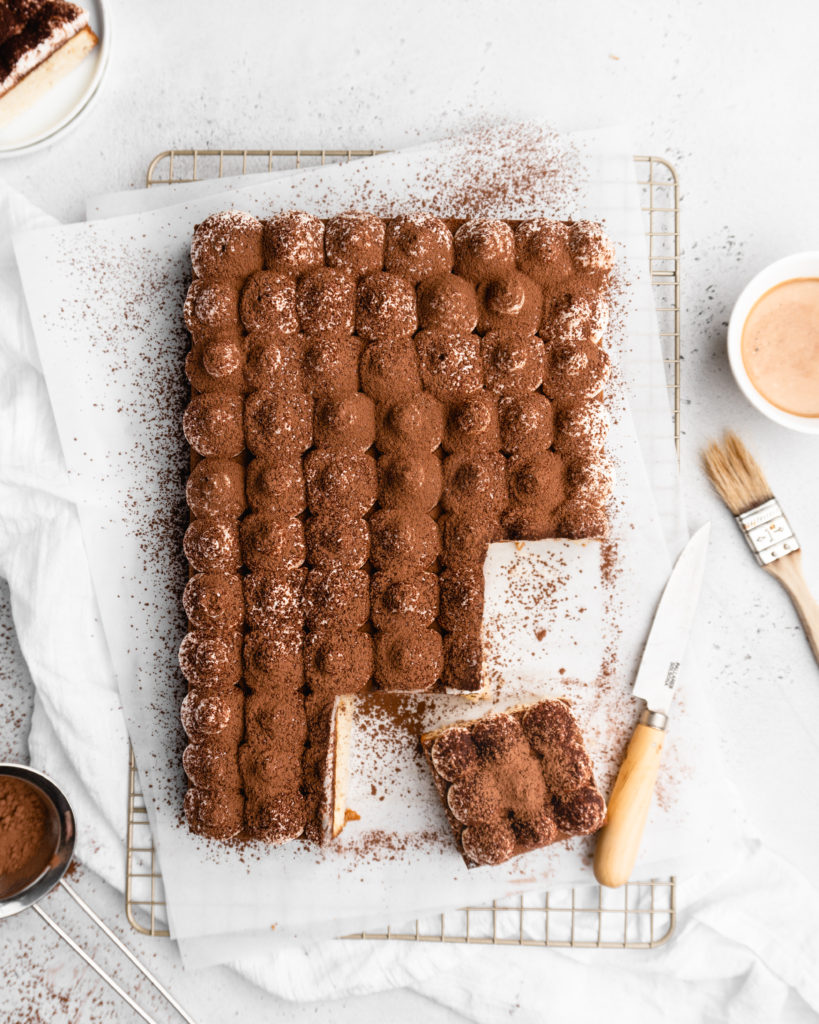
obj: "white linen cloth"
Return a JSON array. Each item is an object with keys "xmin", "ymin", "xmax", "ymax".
[{"xmin": 2, "ymin": 179, "xmax": 819, "ymax": 1022}]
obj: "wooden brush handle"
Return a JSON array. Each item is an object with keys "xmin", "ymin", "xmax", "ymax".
[
  {"xmin": 765, "ymin": 551, "xmax": 819, "ymax": 666},
  {"xmin": 593, "ymin": 720, "xmax": 665, "ymax": 889}
]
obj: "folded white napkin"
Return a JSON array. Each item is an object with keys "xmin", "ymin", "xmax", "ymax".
[
  {"xmin": 228, "ymin": 840, "xmax": 819, "ymax": 1024},
  {"xmin": 3, "ymin": 179, "xmax": 819, "ymax": 1022},
  {"xmin": 0, "ymin": 184, "xmax": 126, "ymax": 889}
]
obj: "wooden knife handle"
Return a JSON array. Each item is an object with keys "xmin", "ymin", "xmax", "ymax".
[{"xmin": 593, "ymin": 721, "xmax": 665, "ymax": 889}]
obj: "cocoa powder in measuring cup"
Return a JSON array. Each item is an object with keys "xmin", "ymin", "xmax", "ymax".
[{"xmin": 0, "ymin": 775, "xmax": 56, "ymax": 897}]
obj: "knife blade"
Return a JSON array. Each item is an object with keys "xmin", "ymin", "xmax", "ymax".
[
  {"xmin": 631, "ymin": 521, "xmax": 711, "ymax": 722},
  {"xmin": 593, "ymin": 522, "xmax": 711, "ymax": 888}
]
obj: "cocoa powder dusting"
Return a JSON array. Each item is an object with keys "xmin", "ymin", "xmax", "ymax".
[
  {"xmin": 179, "ymin": 198, "xmax": 615, "ymax": 851},
  {"xmin": 421, "ymin": 700, "xmax": 606, "ymax": 868}
]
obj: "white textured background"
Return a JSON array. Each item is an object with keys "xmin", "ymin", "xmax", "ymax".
[{"xmin": 2, "ymin": 0, "xmax": 819, "ymax": 1020}]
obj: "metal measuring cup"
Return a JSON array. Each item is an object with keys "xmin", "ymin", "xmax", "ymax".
[{"xmin": 0, "ymin": 764, "xmax": 196, "ymax": 1024}]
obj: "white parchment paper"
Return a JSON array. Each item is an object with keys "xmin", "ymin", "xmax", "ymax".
[{"xmin": 13, "ymin": 125, "xmax": 734, "ymax": 953}]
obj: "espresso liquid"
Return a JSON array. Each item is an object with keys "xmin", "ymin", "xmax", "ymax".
[{"xmin": 741, "ymin": 277, "xmax": 819, "ymax": 417}]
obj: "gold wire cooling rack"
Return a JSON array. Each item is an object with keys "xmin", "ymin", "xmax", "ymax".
[{"xmin": 126, "ymin": 150, "xmax": 681, "ymax": 948}]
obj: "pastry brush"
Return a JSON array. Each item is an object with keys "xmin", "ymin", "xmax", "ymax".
[{"xmin": 703, "ymin": 431, "xmax": 819, "ymax": 664}]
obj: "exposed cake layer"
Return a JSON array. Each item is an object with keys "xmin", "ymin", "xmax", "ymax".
[
  {"xmin": 180, "ymin": 209, "xmax": 614, "ymax": 844},
  {"xmin": 421, "ymin": 699, "xmax": 606, "ymax": 868}
]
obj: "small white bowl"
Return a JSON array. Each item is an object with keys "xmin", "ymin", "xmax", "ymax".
[{"xmin": 727, "ymin": 251, "xmax": 819, "ymax": 434}]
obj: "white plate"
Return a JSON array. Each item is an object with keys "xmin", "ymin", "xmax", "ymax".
[
  {"xmin": 0, "ymin": 0, "xmax": 110, "ymax": 157},
  {"xmin": 727, "ymin": 250, "xmax": 819, "ymax": 434}
]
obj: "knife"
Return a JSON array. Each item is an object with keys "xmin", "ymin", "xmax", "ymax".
[{"xmin": 593, "ymin": 522, "xmax": 711, "ymax": 888}]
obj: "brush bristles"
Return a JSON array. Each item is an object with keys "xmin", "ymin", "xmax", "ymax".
[{"xmin": 702, "ymin": 432, "xmax": 774, "ymax": 516}]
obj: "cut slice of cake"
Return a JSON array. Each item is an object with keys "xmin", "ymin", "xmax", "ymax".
[
  {"xmin": 421, "ymin": 699, "xmax": 606, "ymax": 867},
  {"xmin": 0, "ymin": 1, "xmax": 98, "ymax": 127}
]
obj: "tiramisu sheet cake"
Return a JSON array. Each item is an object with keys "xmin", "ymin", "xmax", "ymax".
[
  {"xmin": 179, "ymin": 209, "xmax": 613, "ymax": 844},
  {"xmin": 421, "ymin": 700, "xmax": 606, "ymax": 868},
  {"xmin": 0, "ymin": 1, "xmax": 98, "ymax": 126}
]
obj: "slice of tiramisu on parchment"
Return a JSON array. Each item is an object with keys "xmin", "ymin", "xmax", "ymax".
[{"xmin": 422, "ymin": 699, "xmax": 606, "ymax": 867}]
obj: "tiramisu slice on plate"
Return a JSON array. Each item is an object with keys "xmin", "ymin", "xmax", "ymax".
[{"xmin": 0, "ymin": 1, "xmax": 98, "ymax": 126}]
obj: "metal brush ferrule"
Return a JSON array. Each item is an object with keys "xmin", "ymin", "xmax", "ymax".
[{"xmin": 736, "ymin": 498, "xmax": 800, "ymax": 565}]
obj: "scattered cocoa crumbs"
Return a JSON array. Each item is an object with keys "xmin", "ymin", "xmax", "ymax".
[
  {"xmin": 335, "ymin": 828, "xmax": 451, "ymax": 864},
  {"xmin": 1, "ymin": 934, "xmax": 125, "ymax": 1024},
  {"xmin": 0, "ymin": 580, "xmax": 33, "ymax": 758}
]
